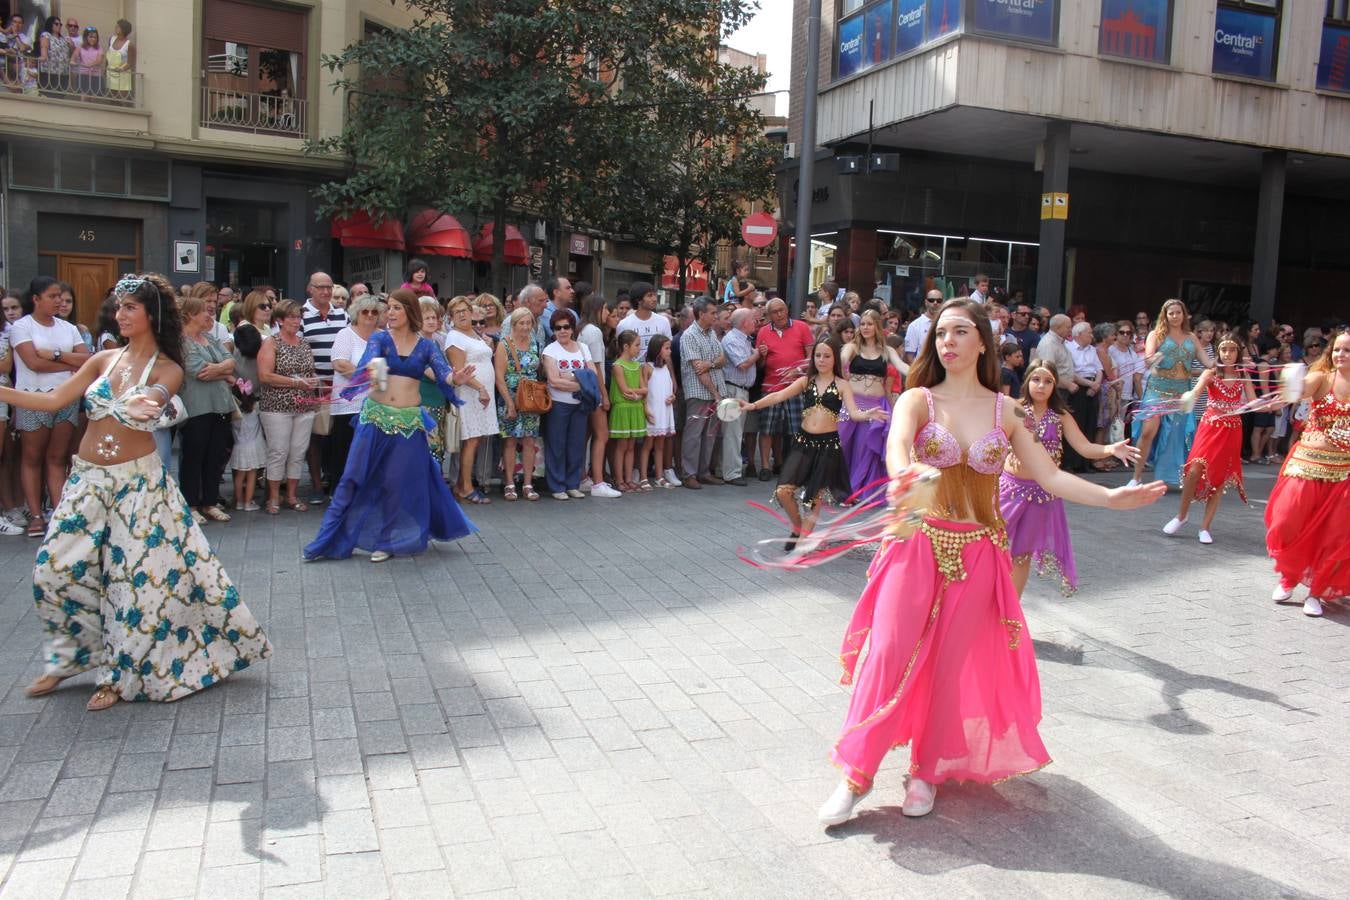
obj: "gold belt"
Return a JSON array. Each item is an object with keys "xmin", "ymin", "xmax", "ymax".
[
  {"xmin": 918, "ymin": 520, "xmax": 1009, "ymax": 583},
  {"xmin": 1284, "ymin": 444, "xmax": 1350, "ymax": 483}
]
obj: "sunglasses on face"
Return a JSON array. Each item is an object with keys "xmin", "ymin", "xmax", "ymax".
[
  {"xmin": 471, "ymin": 319, "xmax": 485, "ymax": 327},
  {"xmin": 66, "ymin": 22, "xmax": 79, "ymax": 29},
  {"xmin": 258, "ymin": 303, "xmax": 272, "ymax": 310},
  {"xmin": 359, "ymin": 309, "xmax": 378, "ymax": 316},
  {"xmin": 1118, "ymin": 329, "xmax": 1132, "ymax": 336},
  {"xmin": 553, "ymin": 323, "xmax": 573, "ymax": 331}
]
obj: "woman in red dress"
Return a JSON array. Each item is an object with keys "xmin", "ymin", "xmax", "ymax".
[
  {"xmin": 817, "ymin": 299, "xmax": 1165, "ymax": 827},
  {"xmin": 1267, "ymin": 329, "xmax": 1350, "ymax": 617},
  {"xmin": 1161, "ymin": 332, "xmax": 1256, "ymax": 544}
]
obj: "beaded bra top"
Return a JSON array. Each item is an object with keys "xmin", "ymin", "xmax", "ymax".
[
  {"xmin": 802, "ymin": 377, "xmax": 843, "ymax": 419},
  {"xmin": 913, "ymin": 387, "xmax": 1010, "ymax": 527},
  {"xmin": 84, "ymin": 347, "xmax": 161, "ymax": 433},
  {"xmin": 1200, "ymin": 376, "xmax": 1245, "ymax": 425},
  {"xmin": 1304, "ymin": 384, "xmax": 1350, "ymax": 452}
]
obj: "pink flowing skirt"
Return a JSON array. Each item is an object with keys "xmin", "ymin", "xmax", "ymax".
[{"xmin": 832, "ymin": 518, "xmax": 1050, "ymax": 792}]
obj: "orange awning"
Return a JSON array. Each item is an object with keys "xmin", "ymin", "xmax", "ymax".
[
  {"xmin": 407, "ymin": 210, "xmax": 473, "ymax": 258},
  {"xmin": 472, "ymin": 223, "xmax": 530, "ymax": 266},
  {"xmin": 660, "ymin": 256, "xmax": 708, "ymax": 293},
  {"xmin": 331, "ymin": 211, "xmax": 405, "ymax": 251}
]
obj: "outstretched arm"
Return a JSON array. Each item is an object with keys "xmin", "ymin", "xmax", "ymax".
[
  {"xmin": 0, "ymin": 350, "xmax": 112, "ymax": 412},
  {"xmin": 1059, "ymin": 411, "xmax": 1138, "ymax": 464},
  {"xmin": 741, "ymin": 376, "xmax": 807, "ymax": 411}
]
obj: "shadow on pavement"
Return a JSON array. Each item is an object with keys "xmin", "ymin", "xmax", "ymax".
[{"xmin": 835, "ymin": 773, "xmax": 1319, "ymax": 899}]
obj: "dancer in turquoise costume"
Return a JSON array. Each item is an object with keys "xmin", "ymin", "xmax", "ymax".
[
  {"xmin": 304, "ymin": 289, "xmax": 478, "ymax": 563},
  {"xmin": 1131, "ymin": 299, "xmax": 1211, "ymax": 487},
  {"xmin": 1, "ymin": 274, "xmax": 271, "ymax": 711}
]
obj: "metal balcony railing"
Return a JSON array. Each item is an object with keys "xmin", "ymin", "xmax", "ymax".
[
  {"xmin": 200, "ymin": 86, "xmax": 306, "ymax": 137},
  {"xmin": 0, "ymin": 57, "xmax": 143, "ymax": 108}
]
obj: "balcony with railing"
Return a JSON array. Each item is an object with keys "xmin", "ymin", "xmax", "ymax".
[
  {"xmin": 200, "ymin": 86, "xmax": 306, "ymax": 137},
  {"xmin": 0, "ymin": 54, "xmax": 143, "ymax": 108}
]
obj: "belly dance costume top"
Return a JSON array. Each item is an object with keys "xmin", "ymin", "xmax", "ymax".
[
  {"xmin": 831, "ymin": 389, "xmax": 1050, "ymax": 792},
  {"xmin": 999, "ymin": 407, "xmax": 1077, "ymax": 595},
  {"xmin": 305, "ymin": 332, "xmax": 475, "ymax": 560},
  {"xmin": 776, "ymin": 377, "xmax": 852, "ymax": 508},
  {"xmin": 1182, "ymin": 375, "xmax": 1248, "ymax": 503},
  {"xmin": 33, "ymin": 349, "xmax": 271, "ymax": 702},
  {"xmin": 1135, "ymin": 335, "xmax": 1200, "ymax": 486},
  {"xmin": 1266, "ymin": 384, "xmax": 1350, "ymax": 600},
  {"xmin": 840, "ymin": 353, "xmax": 892, "ymax": 501}
]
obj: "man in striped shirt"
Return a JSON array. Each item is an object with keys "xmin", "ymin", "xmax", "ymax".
[{"xmin": 302, "ymin": 271, "xmax": 348, "ymax": 501}]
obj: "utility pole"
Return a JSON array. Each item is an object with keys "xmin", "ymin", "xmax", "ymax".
[{"xmin": 790, "ymin": 0, "xmax": 822, "ymax": 319}]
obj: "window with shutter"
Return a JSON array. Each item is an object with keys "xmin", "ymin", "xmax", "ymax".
[{"xmin": 201, "ymin": 0, "xmax": 309, "ymax": 135}]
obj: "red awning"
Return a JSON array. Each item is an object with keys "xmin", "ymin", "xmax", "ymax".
[
  {"xmin": 331, "ymin": 211, "xmax": 405, "ymax": 251},
  {"xmin": 660, "ymin": 256, "xmax": 708, "ymax": 293},
  {"xmin": 406, "ymin": 210, "xmax": 473, "ymax": 258},
  {"xmin": 472, "ymin": 223, "xmax": 530, "ymax": 266}
]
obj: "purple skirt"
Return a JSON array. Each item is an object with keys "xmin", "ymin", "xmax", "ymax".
[
  {"xmin": 839, "ymin": 393, "xmax": 891, "ymax": 503},
  {"xmin": 999, "ymin": 471, "xmax": 1078, "ymax": 596}
]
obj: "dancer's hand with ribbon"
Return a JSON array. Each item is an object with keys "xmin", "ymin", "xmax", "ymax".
[
  {"xmin": 124, "ymin": 392, "xmax": 163, "ymax": 422},
  {"xmin": 1105, "ymin": 479, "xmax": 1168, "ymax": 510},
  {"xmin": 884, "ymin": 463, "xmax": 941, "ymax": 539}
]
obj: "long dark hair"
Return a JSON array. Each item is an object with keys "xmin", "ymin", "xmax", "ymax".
[
  {"xmin": 646, "ymin": 333, "xmax": 670, "ymax": 366},
  {"xmin": 122, "ymin": 274, "xmax": 185, "ymax": 368},
  {"xmin": 23, "ymin": 276, "xmax": 60, "ymax": 316},
  {"xmin": 1019, "ymin": 362, "xmax": 1068, "ymax": 414},
  {"xmin": 907, "ymin": 298, "xmax": 1000, "ymax": 392},
  {"xmin": 808, "ymin": 336, "xmax": 843, "ymax": 379}
]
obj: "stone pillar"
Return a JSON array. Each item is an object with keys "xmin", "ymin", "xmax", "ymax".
[
  {"xmin": 1249, "ymin": 150, "xmax": 1285, "ymax": 327},
  {"xmin": 1034, "ymin": 121, "xmax": 1071, "ymax": 311}
]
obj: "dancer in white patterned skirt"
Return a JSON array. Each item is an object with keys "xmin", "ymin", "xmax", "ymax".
[{"xmin": 1, "ymin": 274, "xmax": 271, "ymax": 711}]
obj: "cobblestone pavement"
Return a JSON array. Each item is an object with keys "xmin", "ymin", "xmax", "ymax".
[{"xmin": 0, "ymin": 464, "xmax": 1345, "ymax": 899}]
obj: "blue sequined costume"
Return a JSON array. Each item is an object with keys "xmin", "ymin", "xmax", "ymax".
[
  {"xmin": 304, "ymin": 332, "xmax": 476, "ymax": 560},
  {"xmin": 1132, "ymin": 335, "xmax": 1199, "ymax": 486}
]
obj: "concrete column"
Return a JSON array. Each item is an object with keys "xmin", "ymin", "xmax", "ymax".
[
  {"xmin": 1249, "ymin": 151, "xmax": 1285, "ymax": 327},
  {"xmin": 1034, "ymin": 121, "xmax": 1071, "ymax": 311}
]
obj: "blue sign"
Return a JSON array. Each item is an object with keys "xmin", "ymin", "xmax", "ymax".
[
  {"xmin": 972, "ymin": 0, "xmax": 1056, "ymax": 44},
  {"xmin": 895, "ymin": 0, "xmax": 925, "ymax": 56},
  {"xmin": 859, "ymin": 1, "xmax": 894, "ymax": 73},
  {"xmin": 1099, "ymin": 0, "xmax": 1171, "ymax": 64},
  {"xmin": 925, "ymin": 0, "xmax": 961, "ymax": 43},
  {"xmin": 1212, "ymin": 7, "xmax": 1276, "ymax": 81},
  {"xmin": 1317, "ymin": 24, "xmax": 1350, "ymax": 92},
  {"xmin": 838, "ymin": 13, "xmax": 864, "ymax": 78}
]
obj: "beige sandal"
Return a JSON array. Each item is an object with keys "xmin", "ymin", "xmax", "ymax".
[
  {"xmin": 86, "ymin": 686, "xmax": 121, "ymax": 712},
  {"xmin": 26, "ymin": 674, "xmax": 67, "ymax": 698}
]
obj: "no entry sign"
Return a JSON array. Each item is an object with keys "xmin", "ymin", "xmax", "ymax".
[{"xmin": 741, "ymin": 212, "xmax": 778, "ymax": 248}]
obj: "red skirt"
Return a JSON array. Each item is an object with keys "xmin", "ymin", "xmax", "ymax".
[
  {"xmin": 1265, "ymin": 443, "xmax": 1350, "ymax": 600},
  {"xmin": 1182, "ymin": 418, "xmax": 1246, "ymax": 503}
]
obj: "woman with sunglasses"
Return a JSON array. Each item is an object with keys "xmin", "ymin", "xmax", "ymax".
[
  {"xmin": 444, "ymin": 295, "xmax": 498, "ymax": 503},
  {"xmin": 324, "ymin": 292, "xmax": 383, "ymax": 502},
  {"xmin": 542, "ymin": 311, "xmax": 599, "ymax": 499},
  {"xmin": 35, "ymin": 15, "xmax": 72, "ymax": 96}
]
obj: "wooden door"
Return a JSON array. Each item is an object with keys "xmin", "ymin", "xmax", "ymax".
[{"xmin": 57, "ymin": 255, "xmax": 119, "ymax": 329}]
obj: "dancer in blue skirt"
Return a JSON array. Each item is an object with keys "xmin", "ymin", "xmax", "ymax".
[{"xmin": 304, "ymin": 289, "xmax": 477, "ymax": 563}]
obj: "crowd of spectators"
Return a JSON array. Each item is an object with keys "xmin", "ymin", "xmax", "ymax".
[{"xmin": 2, "ymin": 13, "xmax": 134, "ymax": 103}]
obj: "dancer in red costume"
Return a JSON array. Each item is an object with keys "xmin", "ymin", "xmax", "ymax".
[
  {"xmin": 1268, "ymin": 329, "xmax": 1350, "ymax": 618},
  {"xmin": 818, "ymin": 299, "xmax": 1165, "ymax": 826},
  {"xmin": 1161, "ymin": 332, "xmax": 1256, "ymax": 545}
]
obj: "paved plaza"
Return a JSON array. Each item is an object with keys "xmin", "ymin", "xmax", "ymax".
[{"xmin": 0, "ymin": 466, "xmax": 1344, "ymax": 899}]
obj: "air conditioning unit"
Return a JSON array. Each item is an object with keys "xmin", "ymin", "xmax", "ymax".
[{"xmin": 783, "ymin": 142, "xmax": 796, "ymax": 160}]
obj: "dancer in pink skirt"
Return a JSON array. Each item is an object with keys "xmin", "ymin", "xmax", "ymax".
[{"xmin": 819, "ymin": 299, "xmax": 1165, "ymax": 826}]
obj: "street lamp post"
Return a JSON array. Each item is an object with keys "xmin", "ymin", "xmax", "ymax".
[{"xmin": 790, "ymin": 0, "xmax": 822, "ymax": 319}]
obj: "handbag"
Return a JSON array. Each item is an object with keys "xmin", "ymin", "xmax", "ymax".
[
  {"xmin": 312, "ymin": 403, "xmax": 332, "ymax": 436},
  {"xmin": 507, "ymin": 341, "xmax": 552, "ymax": 414}
]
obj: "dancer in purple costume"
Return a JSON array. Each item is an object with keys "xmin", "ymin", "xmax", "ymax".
[
  {"xmin": 839, "ymin": 310, "xmax": 906, "ymax": 502},
  {"xmin": 1000, "ymin": 363, "xmax": 1140, "ymax": 596}
]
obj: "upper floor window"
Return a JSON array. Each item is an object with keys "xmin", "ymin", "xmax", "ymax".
[
  {"xmin": 1100, "ymin": 0, "xmax": 1173, "ymax": 64},
  {"xmin": 1212, "ymin": 0, "xmax": 1280, "ymax": 82},
  {"xmin": 1319, "ymin": 0, "xmax": 1350, "ymax": 91},
  {"xmin": 202, "ymin": 0, "xmax": 307, "ymax": 136}
]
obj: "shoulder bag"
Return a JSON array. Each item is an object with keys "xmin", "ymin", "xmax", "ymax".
[{"xmin": 508, "ymin": 340, "xmax": 552, "ymax": 414}]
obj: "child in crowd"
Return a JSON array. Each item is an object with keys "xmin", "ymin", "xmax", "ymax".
[
  {"xmin": 1000, "ymin": 342, "xmax": 1024, "ymax": 397},
  {"xmin": 609, "ymin": 330, "xmax": 649, "ymax": 492},
  {"xmin": 640, "ymin": 334, "xmax": 678, "ymax": 489}
]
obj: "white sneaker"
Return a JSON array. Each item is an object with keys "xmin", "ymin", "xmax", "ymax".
[
  {"xmin": 590, "ymin": 482, "xmax": 622, "ymax": 498},
  {"xmin": 1125, "ymin": 478, "xmax": 1140, "ymax": 489},
  {"xmin": 662, "ymin": 469, "xmax": 679, "ymax": 486},
  {"xmin": 370, "ymin": 550, "xmax": 391, "ymax": 563},
  {"xmin": 3, "ymin": 508, "xmax": 26, "ymax": 527},
  {"xmin": 1197, "ymin": 530, "xmax": 1213, "ymax": 545},
  {"xmin": 579, "ymin": 477, "xmax": 595, "ymax": 491},
  {"xmin": 566, "ymin": 489, "xmax": 586, "ymax": 499},
  {"xmin": 1303, "ymin": 597, "xmax": 1324, "ymax": 617},
  {"xmin": 0, "ymin": 517, "xmax": 23, "ymax": 536},
  {"xmin": 1162, "ymin": 516, "xmax": 1186, "ymax": 535},
  {"xmin": 552, "ymin": 492, "xmax": 569, "ymax": 501},
  {"xmin": 901, "ymin": 777, "xmax": 936, "ymax": 817},
  {"xmin": 1272, "ymin": 581, "xmax": 1295, "ymax": 603},
  {"xmin": 818, "ymin": 780, "xmax": 869, "ymax": 826}
]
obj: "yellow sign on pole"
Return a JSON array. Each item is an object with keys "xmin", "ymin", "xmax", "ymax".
[
  {"xmin": 1051, "ymin": 192, "xmax": 1070, "ymax": 220},
  {"xmin": 1040, "ymin": 193, "xmax": 1053, "ymax": 220}
]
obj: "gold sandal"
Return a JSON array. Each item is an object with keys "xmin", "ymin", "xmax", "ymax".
[{"xmin": 86, "ymin": 686, "xmax": 121, "ymax": 712}]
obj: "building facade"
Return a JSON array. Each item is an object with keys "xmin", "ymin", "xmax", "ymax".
[{"xmin": 784, "ymin": 0, "xmax": 1350, "ymax": 326}]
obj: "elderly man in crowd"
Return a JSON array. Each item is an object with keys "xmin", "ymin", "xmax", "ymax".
[
  {"xmin": 754, "ymin": 297, "xmax": 814, "ymax": 480},
  {"xmin": 518, "ymin": 283, "xmax": 549, "ymax": 348},
  {"xmin": 301, "ymin": 270, "xmax": 348, "ymax": 500},
  {"xmin": 1032, "ymin": 313, "xmax": 1077, "ymax": 403},
  {"xmin": 1064, "ymin": 321, "xmax": 1103, "ymax": 472},
  {"xmin": 719, "ymin": 307, "xmax": 762, "ymax": 486},
  {"xmin": 679, "ymin": 298, "xmax": 726, "ymax": 489}
]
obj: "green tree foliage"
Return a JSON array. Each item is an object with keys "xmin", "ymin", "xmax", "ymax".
[{"xmin": 310, "ymin": 0, "xmax": 775, "ymax": 296}]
